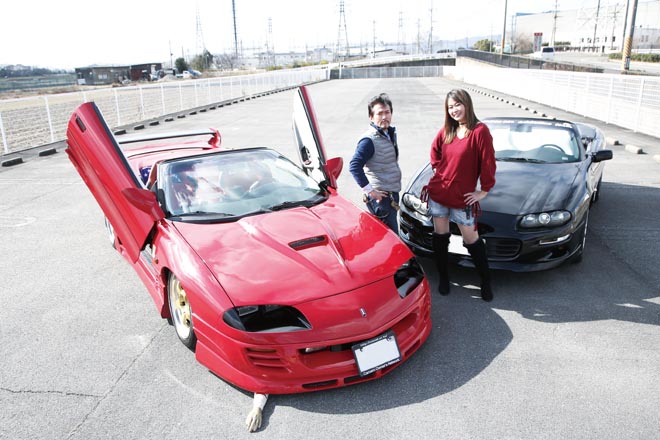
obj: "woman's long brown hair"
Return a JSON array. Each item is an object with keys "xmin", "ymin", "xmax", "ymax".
[{"xmin": 443, "ymin": 89, "xmax": 480, "ymax": 144}]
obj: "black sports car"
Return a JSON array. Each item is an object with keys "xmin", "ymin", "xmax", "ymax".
[{"xmin": 398, "ymin": 117, "xmax": 613, "ymax": 272}]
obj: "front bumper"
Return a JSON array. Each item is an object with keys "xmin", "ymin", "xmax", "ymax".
[{"xmin": 398, "ymin": 209, "xmax": 585, "ymax": 272}]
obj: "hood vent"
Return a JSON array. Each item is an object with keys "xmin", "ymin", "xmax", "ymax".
[{"xmin": 289, "ymin": 235, "xmax": 328, "ymax": 251}]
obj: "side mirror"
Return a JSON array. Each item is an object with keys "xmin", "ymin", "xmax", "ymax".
[
  {"xmin": 592, "ymin": 149, "xmax": 613, "ymax": 162},
  {"xmin": 122, "ymin": 187, "xmax": 165, "ymax": 221},
  {"xmin": 327, "ymin": 156, "xmax": 343, "ymax": 180}
]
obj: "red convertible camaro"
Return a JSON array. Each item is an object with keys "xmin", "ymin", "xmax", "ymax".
[{"xmin": 66, "ymin": 86, "xmax": 431, "ymax": 394}]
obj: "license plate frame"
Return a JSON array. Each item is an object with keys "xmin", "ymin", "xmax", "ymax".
[{"xmin": 352, "ymin": 330, "xmax": 401, "ymax": 377}]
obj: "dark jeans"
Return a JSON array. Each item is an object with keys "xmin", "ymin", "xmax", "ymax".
[{"xmin": 365, "ymin": 192, "xmax": 399, "ymax": 233}]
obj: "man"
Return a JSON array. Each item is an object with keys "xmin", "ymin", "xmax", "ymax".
[{"xmin": 349, "ymin": 93, "xmax": 402, "ymax": 233}]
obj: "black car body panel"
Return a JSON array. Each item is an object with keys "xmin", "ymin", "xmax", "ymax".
[{"xmin": 398, "ymin": 117, "xmax": 613, "ymax": 272}]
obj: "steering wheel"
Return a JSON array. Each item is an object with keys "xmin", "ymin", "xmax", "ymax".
[
  {"xmin": 247, "ymin": 180, "xmax": 278, "ymax": 197},
  {"xmin": 538, "ymin": 143, "xmax": 564, "ymax": 152}
]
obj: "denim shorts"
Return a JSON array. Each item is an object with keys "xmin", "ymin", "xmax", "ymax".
[{"xmin": 427, "ymin": 198, "xmax": 475, "ymax": 227}]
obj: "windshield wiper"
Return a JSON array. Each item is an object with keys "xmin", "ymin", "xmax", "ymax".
[
  {"xmin": 269, "ymin": 196, "xmax": 324, "ymax": 211},
  {"xmin": 497, "ymin": 157, "xmax": 546, "ymax": 163}
]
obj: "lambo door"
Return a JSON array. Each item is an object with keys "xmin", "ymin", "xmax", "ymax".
[
  {"xmin": 66, "ymin": 102, "xmax": 163, "ymax": 262},
  {"xmin": 292, "ymin": 86, "xmax": 339, "ymax": 189}
]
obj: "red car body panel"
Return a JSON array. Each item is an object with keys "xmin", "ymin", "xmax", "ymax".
[
  {"xmin": 66, "ymin": 103, "xmax": 163, "ymax": 262},
  {"xmin": 65, "ymin": 86, "xmax": 432, "ymax": 394}
]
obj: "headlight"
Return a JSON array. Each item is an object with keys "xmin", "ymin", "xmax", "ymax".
[
  {"xmin": 223, "ymin": 305, "xmax": 311, "ymax": 332},
  {"xmin": 402, "ymin": 193, "xmax": 429, "ymax": 216},
  {"xmin": 520, "ymin": 210, "xmax": 571, "ymax": 228},
  {"xmin": 394, "ymin": 258, "xmax": 425, "ymax": 298}
]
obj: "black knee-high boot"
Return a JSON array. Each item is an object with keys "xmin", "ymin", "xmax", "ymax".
[
  {"xmin": 465, "ymin": 238, "xmax": 493, "ymax": 302},
  {"xmin": 432, "ymin": 233, "xmax": 451, "ymax": 295}
]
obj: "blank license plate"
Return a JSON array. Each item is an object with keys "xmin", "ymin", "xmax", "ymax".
[
  {"xmin": 449, "ymin": 234, "xmax": 469, "ymax": 255},
  {"xmin": 352, "ymin": 331, "xmax": 401, "ymax": 376}
]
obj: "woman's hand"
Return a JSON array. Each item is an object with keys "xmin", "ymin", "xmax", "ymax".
[{"xmin": 463, "ymin": 190, "xmax": 487, "ymax": 206}]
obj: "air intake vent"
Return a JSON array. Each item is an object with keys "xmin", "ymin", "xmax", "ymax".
[{"xmin": 289, "ymin": 235, "xmax": 328, "ymax": 250}]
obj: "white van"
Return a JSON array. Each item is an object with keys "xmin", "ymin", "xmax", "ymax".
[{"xmin": 533, "ymin": 46, "xmax": 555, "ymax": 60}]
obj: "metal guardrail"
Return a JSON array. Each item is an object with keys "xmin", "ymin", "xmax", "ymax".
[{"xmin": 0, "ymin": 68, "xmax": 328, "ymax": 156}]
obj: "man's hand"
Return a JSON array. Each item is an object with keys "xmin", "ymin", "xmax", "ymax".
[
  {"xmin": 369, "ymin": 189, "xmax": 389, "ymax": 202},
  {"xmin": 245, "ymin": 407, "xmax": 263, "ymax": 432},
  {"xmin": 245, "ymin": 393, "xmax": 268, "ymax": 432}
]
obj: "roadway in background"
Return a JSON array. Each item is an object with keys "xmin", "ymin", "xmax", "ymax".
[{"xmin": 1, "ymin": 78, "xmax": 659, "ymax": 439}]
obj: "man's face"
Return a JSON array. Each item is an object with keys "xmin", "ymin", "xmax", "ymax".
[{"xmin": 369, "ymin": 103, "xmax": 392, "ymax": 130}]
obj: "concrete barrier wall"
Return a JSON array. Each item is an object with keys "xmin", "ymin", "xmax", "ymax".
[{"xmin": 447, "ymin": 58, "xmax": 660, "ymax": 139}]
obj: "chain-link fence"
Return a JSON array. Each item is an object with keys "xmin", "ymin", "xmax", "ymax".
[{"xmin": 0, "ymin": 68, "xmax": 329, "ymax": 155}]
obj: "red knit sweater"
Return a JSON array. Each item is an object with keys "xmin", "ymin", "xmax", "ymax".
[{"xmin": 427, "ymin": 123, "xmax": 496, "ymax": 209}]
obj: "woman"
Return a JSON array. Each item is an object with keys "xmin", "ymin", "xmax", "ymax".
[{"xmin": 425, "ymin": 89, "xmax": 496, "ymax": 301}]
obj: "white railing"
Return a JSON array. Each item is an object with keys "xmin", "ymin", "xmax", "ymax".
[
  {"xmin": 0, "ymin": 68, "xmax": 329, "ymax": 155},
  {"xmin": 447, "ymin": 60, "xmax": 660, "ymax": 138}
]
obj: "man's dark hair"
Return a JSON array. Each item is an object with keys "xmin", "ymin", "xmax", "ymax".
[{"xmin": 367, "ymin": 93, "xmax": 393, "ymax": 117}]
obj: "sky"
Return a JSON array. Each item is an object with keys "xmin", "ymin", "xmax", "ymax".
[{"xmin": 1, "ymin": 0, "xmax": 603, "ymax": 70}]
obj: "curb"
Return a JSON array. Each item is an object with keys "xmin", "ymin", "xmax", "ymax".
[{"xmin": 624, "ymin": 144, "xmax": 644, "ymax": 154}]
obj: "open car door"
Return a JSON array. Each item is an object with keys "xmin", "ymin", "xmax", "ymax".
[
  {"xmin": 292, "ymin": 86, "xmax": 341, "ymax": 189},
  {"xmin": 66, "ymin": 102, "xmax": 163, "ymax": 262}
]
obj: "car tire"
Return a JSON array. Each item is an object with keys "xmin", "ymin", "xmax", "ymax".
[
  {"xmin": 103, "ymin": 216, "xmax": 116, "ymax": 249},
  {"xmin": 168, "ymin": 273, "xmax": 197, "ymax": 351},
  {"xmin": 571, "ymin": 211, "xmax": 589, "ymax": 264}
]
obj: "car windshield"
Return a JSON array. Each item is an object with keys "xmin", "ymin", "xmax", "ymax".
[
  {"xmin": 157, "ymin": 148, "xmax": 325, "ymax": 221},
  {"xmin": 485, "ymin": 120, "xmax": 582, "ymax": 163}
]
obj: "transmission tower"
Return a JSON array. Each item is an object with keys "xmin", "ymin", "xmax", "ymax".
[
  {"xmin": 195, "ymin": 5, "xmax": 206, "ymax": 56},
  {"xmin": 267, "ymin": 17, "xmax": 275, "ymax": 67},
  {"xmin": 335, "ymin": 0, "xmax": 349, "ymax": 61},
  {"xmin": 397, "ymin": 10, "xmax": 405, "ymax": 53}
]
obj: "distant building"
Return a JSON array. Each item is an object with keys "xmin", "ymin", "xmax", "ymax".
[
  {"xmin": 513, "ymin": 0, "xmax": 660, "ymax": 53},
  {"xmin": 129, "ymin": 63, "xmax": 163, "ymax": 81},
  {"xmin": 75, "ymin": 63, "xmax": 163, "ymax": 85},
  {"xmin": 75, "ymin": 66, "xmax": 130, "ymax": 85}
]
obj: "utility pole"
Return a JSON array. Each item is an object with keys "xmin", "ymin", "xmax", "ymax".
[
  {"xmin": 592, "ymin": 0, "xmax": 602, "ymax": 52},
  {"xmin": 428, "ymin": 0, "xmax": 434, "ymax": 54},
  {"xmin": 500, "ymin": 0, "xmax": 508, "ymax": 55},
  {"xmin": 232, "ymin": 0, "xmax": 239, "ymax": 58},
  {"xmin": 551, "ymin": 0, "xmax": 558, "ymax": 46},
  {"xmin": 372, "ymin": 20, "xmax": 376, "ymax": 58},
  {"xmin": 621, "ymin": 0, "xmax": 639, "ymax": 72}
]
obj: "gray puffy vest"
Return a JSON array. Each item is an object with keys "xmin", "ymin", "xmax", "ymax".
[{"xmin": 361, "ymin": 126, "xmax": 402, "ymax": 192}]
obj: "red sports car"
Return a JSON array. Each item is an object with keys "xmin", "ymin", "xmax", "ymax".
[{"xmin": 65, "ymin": 86, "xmax": 431, "ymax": 394}]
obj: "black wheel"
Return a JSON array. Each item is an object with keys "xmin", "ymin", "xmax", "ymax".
[
  {"xmin": 571, "ymin": 211, "xmax": 589, "ymax": 264},
  {"xmin": 168, "ymin": 274, "xmax": 197, "ymax": 351}
]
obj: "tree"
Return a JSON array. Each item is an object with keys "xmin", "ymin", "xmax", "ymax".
[
  {"xmin": 215, "ymin": 53, "xmax": 240, "ymax": 71},
  {"xmin": 175, "ymin": 57, "xmax": 189, "ymax": 74},
  {"xmin": 513, "ymin": 34, "xmax": 533, "ymax": 54},
  {"xmin": 473, "ymin": 39, "xmax": 494, "ymax": 52},
  {"xmin": 191, "ymin": 50, "xmax": 214, "ymax": 71}
]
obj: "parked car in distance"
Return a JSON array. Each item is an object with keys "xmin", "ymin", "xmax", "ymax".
[
  {"xmin": 65, "ymin": 86, "xmax": 432, "ymax": 395},
  {"xmin": 533, "ymin": 46, "xmax": 555, "ymax": 60},
  {"xmin": 398, "ymin": 117, "xmax": 613, "ymax": 272}
]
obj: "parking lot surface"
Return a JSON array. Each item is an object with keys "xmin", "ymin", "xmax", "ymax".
[{"xmin": 1, "ymin": 78, "xmax": 659, "ymax": 439}]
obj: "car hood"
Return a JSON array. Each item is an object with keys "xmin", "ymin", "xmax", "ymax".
[
  {"xmin": 173, "ymin": 195, "xmax": 411, "ymax": 306},
  {"xmin": 481, "ymin": 162, "xmax": 581, "ymax": 214}
]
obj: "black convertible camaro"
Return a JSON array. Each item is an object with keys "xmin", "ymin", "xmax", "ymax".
[{"xmin": 398, "ymin": 117, "xmax": 613, "ymax": 272}]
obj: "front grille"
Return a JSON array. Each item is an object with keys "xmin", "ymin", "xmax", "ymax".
[{"xmin": 485, "ymin": 238, "xmax": 521, "ymax": 259}]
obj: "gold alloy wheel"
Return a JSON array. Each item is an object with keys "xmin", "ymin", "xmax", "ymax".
[{"xmin": 169, "ymin": 275, "xmax": 192, "ymax": 340}]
